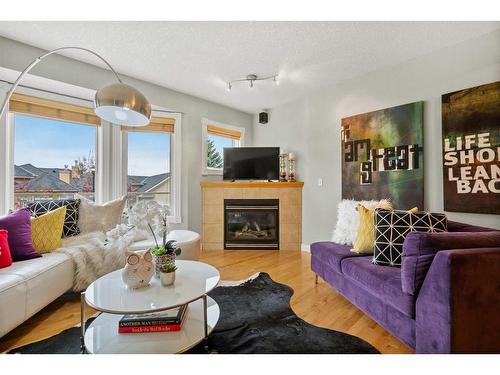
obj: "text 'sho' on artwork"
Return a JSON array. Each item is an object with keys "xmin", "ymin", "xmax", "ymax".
[
  {"xmin": 442, "ymin": 81, "xmax": 499, "ymax": 214},
  {"xmin": 341, "ymin": 102, "xmax": 424, "ymax": 210}
]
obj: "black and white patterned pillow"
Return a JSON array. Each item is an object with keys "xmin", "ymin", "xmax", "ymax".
[
  {"xmin": 373, "ymin": 209, "xmax": 447, "ymax": 267},
  {"xmin": 27, "ymin": 199, "xmax": 81, "ymax": 238}
]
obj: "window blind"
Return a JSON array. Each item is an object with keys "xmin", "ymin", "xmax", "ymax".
[
  {"xmin": 9, "ymin": 93, "xmax": 100, "ymax": 126},
  {"xmin": 207, "ymin": 124, "xmax": 241, "ymax": 140},
  {"xmin": 122, "ymin": 116, "xmax": 175, "ymax": 133}
]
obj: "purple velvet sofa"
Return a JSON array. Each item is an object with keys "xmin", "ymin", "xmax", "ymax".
[{"xmin": 311, "ymin": 221, "xmax": 500, "ymax": 353}]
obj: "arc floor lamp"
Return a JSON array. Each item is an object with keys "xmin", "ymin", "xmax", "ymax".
[{"xmin": 0, "ymin": 46, "xmax": 151, "ymax": 126}]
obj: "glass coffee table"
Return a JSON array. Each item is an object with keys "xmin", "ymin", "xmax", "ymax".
[{"xmin": 81, "ymin": 260, "xmax": 220, "ymax": 354}]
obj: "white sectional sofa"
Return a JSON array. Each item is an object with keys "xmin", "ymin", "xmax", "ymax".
[
  {"xmin": 0, "ymin": 229, "xmax": 200, "ymax": 338},
  {"xmin": 0, "ymin": 252, "xmax": 73, "ymax": 338}
]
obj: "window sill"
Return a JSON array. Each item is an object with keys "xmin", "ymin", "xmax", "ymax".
[{"xmin": 202, "ymin": 167, "xmax": 223, "ymax": 176}]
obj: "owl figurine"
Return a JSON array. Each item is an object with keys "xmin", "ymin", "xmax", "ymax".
[{"xmin": 121, "ymin": 250, "xmax": 154, "ymax": 289}]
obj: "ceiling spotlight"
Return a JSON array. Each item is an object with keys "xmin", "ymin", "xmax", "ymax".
[
  {"xmin": 226, "ymin": 73, "xmax": 279, "ymax": 92},
  {"xmin": 274, "ymin": 75, "xmax": 280, "ymax": 86}
]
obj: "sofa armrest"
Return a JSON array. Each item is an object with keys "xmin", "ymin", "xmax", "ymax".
[
  {"xmin": 401, "ymin": 231, "xmax": 500, "ymax": 295},
  {"xmin": 415, "ymin": 247, "xmax": 500, "ymax": 353}
]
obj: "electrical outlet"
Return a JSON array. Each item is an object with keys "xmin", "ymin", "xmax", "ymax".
[{"xmin": 317, "ymin": 178, "xmax": 323, "ymax": 187}]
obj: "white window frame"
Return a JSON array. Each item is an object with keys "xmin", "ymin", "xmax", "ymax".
[
  {"xmin": 201, "ymin": 117, "xmax": 245, "ymax": 176},
  {"xmin": 122, "ymin": 112, "xmax": 182, "ymax": 224},
  {"xmin": 0, "ymin": 80, "xmax": 182, "ymax": 224}
]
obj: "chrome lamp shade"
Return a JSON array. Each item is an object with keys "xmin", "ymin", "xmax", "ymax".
[{"xmin": 94, "ymin": 83, "xmax": 151, "ymax": 126}]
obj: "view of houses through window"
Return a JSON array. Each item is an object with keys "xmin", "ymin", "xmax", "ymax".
[
  {"xmin": 127, "ymin": 131, "xmax": 171, "ymax": 209},
  {"xmin": 14, "ymin": 114, "xmax": 97, "ymax": 209},
  {"xmin": 14, "ymin": 114, "xmax": 173, "ymax": 211}
]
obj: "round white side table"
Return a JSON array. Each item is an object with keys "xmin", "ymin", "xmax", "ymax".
[{"xmin": 81, "ymin": 260, "xmax": 220, "ymax": 354}]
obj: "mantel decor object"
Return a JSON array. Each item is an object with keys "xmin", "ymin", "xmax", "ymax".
[
  {"xmin": 279, "ymin": 153, "xmax": 288, "ymax": 182},
  {"xmin": 288, "ymin": 153, "xmax": 296, "ymax": 182}
]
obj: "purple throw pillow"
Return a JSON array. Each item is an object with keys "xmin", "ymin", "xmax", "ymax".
[{"xmin": 0, "ymin": 208, "xmax": 41, "ymax": 261}]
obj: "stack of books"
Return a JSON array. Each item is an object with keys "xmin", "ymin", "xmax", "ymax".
[{"xmin": 118, "ymin": 304, "xmax": 188, "ymax": 333}]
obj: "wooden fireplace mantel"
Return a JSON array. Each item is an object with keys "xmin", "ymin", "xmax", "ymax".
[
  {"xmin": 201, "ymin": 180, "xmax": 303, "ymax": 251},
  {"xmin": 200, "ymin": 181, "xmax": 304, "ymax": 188}
]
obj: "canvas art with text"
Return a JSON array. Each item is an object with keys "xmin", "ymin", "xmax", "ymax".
[
  {"xmin": 341, "ymin": 102, "xmax": 424, "ymax": 209},
  {"xmin": 442, "ymin": 81, "xmax": 499, "ymax": 214}
]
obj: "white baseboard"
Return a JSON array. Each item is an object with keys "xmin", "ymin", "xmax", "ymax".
[{"xmin": 301, "ymin": 243, "xmax": 310, "ymax": 252}]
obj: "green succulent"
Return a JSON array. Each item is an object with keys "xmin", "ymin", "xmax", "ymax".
[
  {"xmin": 161, "ymin": 263, "xmax": 177, "ymax": 273},
  {"xmin": 150, "ymin": 240, "xmax": 181, "ymax": 256}
]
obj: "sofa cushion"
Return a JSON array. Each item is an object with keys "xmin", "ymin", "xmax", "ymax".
[
  {"xmin": 373, "ymin": 209, "xmax": 447, "ymax": 267},
  {"xmin": 31, "ymin": 206, "xmax": 67, "ymax": 253},
  {"xmin": 332, "ymin": 199, "xmax": 392, "ymax": 245},
  {"xmin": 402, "ymin": 231, "xmax": 500, "ymax": 295},
  {"xmin": 28, "ymin": 198, "xmax": 81, "ymax": 238},
  {"xmin": 76, "ymin": 194, "xmax": 126, "ymax": 234},
  {"xmin": 0, "ymin": 273, "xmax": 27, "ymax": 338},
  {"xmin": 447, "ymin": 220, "xmax": 498, "ymax": 233},
  {"xmin": 0, "ymin": 208, "xmax": 41, "ymax": 262},
  {"xmin": 311, "ymin": 241, "xmax": 369, "ymax": 274},
  {"xmin": 341, "ymin": 256, "xmax": 415, "ymax": 318},
  {"xmin": 0, "ymin": 251, "xmax": 71, "ymax": 281}
]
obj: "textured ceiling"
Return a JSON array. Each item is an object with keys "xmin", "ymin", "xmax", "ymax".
[{"xmin": 0, "ymin": 21, "xmax": 498, "ymax": 113}]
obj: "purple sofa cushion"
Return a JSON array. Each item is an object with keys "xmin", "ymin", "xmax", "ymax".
[
  {"xmin": 310, "ymin": 241, "xmax": 368, "ymax": 274},
  {"xmin": 341, "ymin": 256, "xmax": 416, "ymax": 318},
  {"xmin": 401, "ymin": 231, "xmax": 500, "ymax": 295},
  {"xmin": 447, "ymin": 220, "xmax": 499, "ymax": 233},
  {"xmin": 0, "ymin": 208, "xmax": 41, "ymax": 262}
]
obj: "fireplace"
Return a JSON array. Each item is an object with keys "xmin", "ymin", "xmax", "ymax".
[{"xmin": 224, "ymin": 199, "xmax": 279, "ymax": 250}]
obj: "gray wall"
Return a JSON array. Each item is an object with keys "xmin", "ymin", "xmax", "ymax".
[
  {"xmin": 0, "ymin": 36, "xmax": 253, "ymax": 234},
  {"xmin": 253, "ymin": 30, "xmax": 500, "ymax": 245}
]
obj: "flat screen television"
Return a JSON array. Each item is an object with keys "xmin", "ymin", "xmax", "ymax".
[{"xmin": 223, "ymin": 147, "xmax": 280, "ymax": 181}]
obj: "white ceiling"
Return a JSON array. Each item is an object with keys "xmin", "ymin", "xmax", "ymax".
[{"xmin": 0, "ymin": 22, "xmax": 498, "ymax": 114}]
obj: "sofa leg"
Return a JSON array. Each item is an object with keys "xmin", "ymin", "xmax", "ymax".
[{"xmin": 315, "ymin": 274, "xmax": 319, "ymax": 284}]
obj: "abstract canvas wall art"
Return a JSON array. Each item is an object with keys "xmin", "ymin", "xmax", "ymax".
[
  {"xmin": 442, "ymin": 81, "xmax": 499, "ymax": 214},
  {"xmin": 341, "ymin": 102, "xmax": 424, "ymax": 209}
]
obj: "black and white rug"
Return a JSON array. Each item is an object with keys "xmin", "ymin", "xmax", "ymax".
[{"xmin": 8, "ymin": 273, "xmax": 379, "ymax": 354}]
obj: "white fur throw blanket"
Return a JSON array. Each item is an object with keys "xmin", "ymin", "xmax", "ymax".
[
  {"xmin": 56, "ymin": 230, "xmax": 141, "ymax": 292},
  {"xmin": 331, "ymin": 199, "xmax": 392, "ymax": 246}
]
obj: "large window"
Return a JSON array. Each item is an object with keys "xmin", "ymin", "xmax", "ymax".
[
  {"xmin": 126, "ymin": 131, "xmax": 171, "ymax": 208},
  {"xmin": 13, "ymin": 114, "xmax": 97, "ymax": 209},
  {"xmin": 202, "ymin": 118, "xmax": 244, "ymax": 175},
  {"xmin": 0, "ymin": 90, "xmax": 181, "ymax": 222}
]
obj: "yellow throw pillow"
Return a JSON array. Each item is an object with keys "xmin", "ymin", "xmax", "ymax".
[
  {"xmin": 352, "ymin": 204, "xmax": 376, "ymax": 254},
  {"xmin": 352, "ymin": 205, "xmax": 420, "ymax": 254},
  {"xmin": 31, "ymin": 206, "xmax": 66, "ymax": 253}
]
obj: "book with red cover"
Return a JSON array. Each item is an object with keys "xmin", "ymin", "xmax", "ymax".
[{"xmin": 118, "ymin": 305, "xmax": 188, "ymax": 334}]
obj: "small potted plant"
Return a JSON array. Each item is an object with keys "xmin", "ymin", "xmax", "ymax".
[
  {"xmin": 151, "ymin": 240, "xmax": 181, "ymax": 278},
  {"xmin": 160, "ymin": 263, "xmax": 177, "ymax": 286}
]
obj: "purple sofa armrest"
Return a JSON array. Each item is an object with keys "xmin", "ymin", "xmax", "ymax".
[
  {"xmin": 401, "ymin": 231, "xmax": 500, "ymax": 295},
  {"xmin": 416, "ymin": 248, "xmax": 500, "ymax": 353}
]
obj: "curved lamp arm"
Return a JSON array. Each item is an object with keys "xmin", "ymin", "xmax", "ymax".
[{"xmin": 0, "ymin": 46, "xmax": 122, "ymax": 119}]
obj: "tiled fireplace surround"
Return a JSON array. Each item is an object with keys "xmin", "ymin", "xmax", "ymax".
[{"xmin": 200, "ymin": 181, "xmax": 304, "ymax": 251}]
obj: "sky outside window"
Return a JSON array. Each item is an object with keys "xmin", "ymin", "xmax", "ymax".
[
  {"xmin": 14, "ymin": 114, "xmax": 96, "ymax": 168},
  {"xmin": 128, "ymin": 131, "xmax": 171, "ymax": 176}
]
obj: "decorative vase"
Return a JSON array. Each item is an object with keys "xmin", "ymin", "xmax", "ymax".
[
  {"xmin": 152, "ymin": 253, "xmax": 176, "ymax": 278},
  {"xmin": 279, "ymin": 153, "xmax": 288, "ymax": 182},
  {"xmin": 160, "ymin": 271, "xmax": 176, "ymax": 286},
  {"xmin": 121, "ymin": 250, "xmax": 154, "ymax": 289}
]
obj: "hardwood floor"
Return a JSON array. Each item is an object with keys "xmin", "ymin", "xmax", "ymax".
[{"xmin": 0, "ymin": 250, "xmax": 413, "ymax": 354}]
